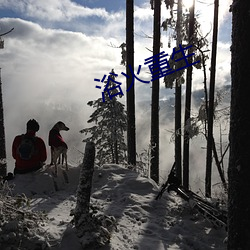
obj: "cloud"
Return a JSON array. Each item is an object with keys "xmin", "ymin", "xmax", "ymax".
[
  {"xmin": 195, "ymin": 0, "xmax": 232, "ymax": 38},
  {"xmin": 0, "ymin": 17, "xmax": 127, "ymax": 170},
  {"xmin": 0, "ymin": 0, "xmax": 110, "ymax": 21},
  {"xmin": 134, "ymin": 4, "xmax": 153, "ymax": 21},
  {"xmin": 0, "ymin": 0, "xmax": 232, "ymax": 191}
]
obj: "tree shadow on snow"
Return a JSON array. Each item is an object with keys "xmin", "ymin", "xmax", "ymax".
[
  {"xmin": 91, "ymin": 164, "xmax": 172, "ymax": 250},
  {"xmin": 8, "ymin": 165, "xmax": 81, "ymax": 215},
  {"xmin": 91, "ymin": 164, "xmax": 227, "ymax": 250},
  {"xmin": 135, "ymin": 189, "xmax": 227, "ymax": 250}
]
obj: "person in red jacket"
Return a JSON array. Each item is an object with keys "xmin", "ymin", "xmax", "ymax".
[{"xmin": 12, "ymin": 119, "xmax": 47, "ymax": 174}]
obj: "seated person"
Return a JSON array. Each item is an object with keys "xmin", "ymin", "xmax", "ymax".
[{"xmin": 12, "ymin": 119, "xmax": 47, "ymax": 174}]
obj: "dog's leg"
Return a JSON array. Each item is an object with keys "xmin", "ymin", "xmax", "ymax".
[
  {"xmin": 61, "ymin": 150, "xmax": 69, "ymax": 183},
  {"xmin": 54, "ymin": 163, "xmax": 58, "ymax": 177},
  {"xmin": 61, "ymin": 152, "xmax": 65, "ymax": 166},
  {"xmin": 64, "ymin": 152, "xmax": 68, "ymax": 171},
  {"xmin": 50, "ymin": 147, "xmax": 54, "ymax": 165},
  {"xmin": 57, "ymin": 154, "xmax": 61, "ymax": 164},
  {"xmin": 52, "ymin": 149, "xmax": 60, "ymax": 177}
]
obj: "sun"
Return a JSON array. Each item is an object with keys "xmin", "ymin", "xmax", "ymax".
[{"xmin": 183, "ymin": 0, "xmax": 194, "ymax": 10}]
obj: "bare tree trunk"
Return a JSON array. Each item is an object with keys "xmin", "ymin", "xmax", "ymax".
[
  {"xmin": 74, "ymin": 142, "xmax": 95, "ymax": 227},
  {"xmin": 150, "ymin": 0, "xmax": 161, "ymax": 184},
  {"xmin": 183, "ymin": 0, "xmax": 195, "ymax": 190},
  {"xmin": 211, "ymin": 137, "xmax": 227, "ymax": 191},
  {"xmin": 0, "ymin": 69, "xmax": 7, "ymax": 177},
  {"xmin": 0, "ymin": 31, "xmax": 13, "ymax": 178},
  {"xmin": 112, "ymin": 101, "xmax": 119, "ymax": 164},
  {"xmin": 205, "ymin": 0, "xmax": 219, "ymax": 197},
  {"xmin": 175, "ymin": 0, "xmax": 183, "ymax": 183},
  {"xmin": 114, "ymin": 140, "xmax": 118, "ymax": 164},
  {"xmin": 228, "ymin": 0, "xmax": 250, "ymax": 248},
  {"xmin": 126, "ymin": 0, "xmax": 136, "ymax": 166},
  {"xmin": 74, "ymin": 142, "xmax": 116, "ymax": 248}
]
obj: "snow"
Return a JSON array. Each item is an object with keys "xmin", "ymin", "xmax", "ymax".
[{"xmin": 2, "ymin": 164, "xmax": 227, "ymax": 250}]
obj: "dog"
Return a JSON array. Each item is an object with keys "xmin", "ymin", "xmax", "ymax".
[
  {"xmin": 48, "ymin": 121, "xmax": 69, "ymax": 176},
  {"xmin": 52, "ymin": 146, "xmax": 68, "ymax": 175}
]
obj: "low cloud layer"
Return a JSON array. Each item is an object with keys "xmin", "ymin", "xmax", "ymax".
[{"xmin": 0, "ymin": 1, "xmax": 231, "ymax": 192}]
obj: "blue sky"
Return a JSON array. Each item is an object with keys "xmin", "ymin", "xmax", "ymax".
[
  {"xmin": 0, "ymin": 0, "xmax": 232, "ymax": 173},
  {"xmin": 73, "ymin": 0, "xmax": 126, "ymax": 12},
  {"xmin": 0, "ymin": 0, "xmax": 151, "ymax": 35}
]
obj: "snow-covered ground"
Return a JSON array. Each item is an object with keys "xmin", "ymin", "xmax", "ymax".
[{"xmin": 1, "ymin": 164, "xmax": 227, "ymax": 250}]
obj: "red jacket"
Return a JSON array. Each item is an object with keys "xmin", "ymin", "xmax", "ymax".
[
  {"xmin": 48, "ymin": 128, "xmax": 68, "ymax": 149},
  {"xmin": 12, "ymin": 131, "xmax": 47, "ymax": 171}
]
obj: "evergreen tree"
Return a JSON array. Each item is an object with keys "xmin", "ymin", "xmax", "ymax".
[
  {"xmin": 183, "ymin": 0, "xmax": 195, "ymax": 190},
  {"xmin": 0, "ymin": 28, "xmax": 14, "ymax": 177},
  {"xmin": 228, "ymin": 0, "xmax": 250, "ymax": 248},
  {"xmin": 80, "ymin": 69, "xmax": 127, "ymax": 166},
  {"xmin": 126, "ymin": 0, "xmax": 136, "ymax": 167},
  {"xmin": 150, "ymin": 0, "xmax": 161, "ymax": 184},
  {"xmin": 205, "ymin": 0, "xmax": 219, "ymax": 198},
  {"xmin": 163, "ymin": 1, "xmax": 209, "ymax": 187},
  {"xmin": 0, "ymin": 69, "xmax": 6, "ymax": 177},
  {"xmin": 175, "ymin": 0, "xmax": 183, "ymax": 184}
]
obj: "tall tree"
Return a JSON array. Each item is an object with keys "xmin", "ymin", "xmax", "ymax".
[
  {"xmin": 205, "ymin": 0, "xmax": 219, "ymax": 197},
  {"xmin": 175, "ymin": 0, "xmax": 183, "ymax": 183},
  {"xmin": 0, "ymin": 68, "xmax": 6, "ymax": 177},
  {"xmin": 163, "ymin": 1, "xmax": 211, "ymax": 189},
  {"xmin": 183, "ymin": 0, "xmax": 195, "ymax": 190},
  {"xmin": 80, "ymin": 70, "xmax": 127, "ymax": 166},
  {"xmin": 0, "ymin": 28, "xmax": 14, "ymax": 177},
  {"xmin": 150, "ymin": 0, "xmax": 161, "ymax": 184},
  {"xmin": 228, "ymin": 0, "xmax": 250, "ymax": 248},
  {"xmin": 126, "ymin": 0, "xmax": 136, "ymax": 166},
  {"xmin": 74, "ymin": 142, "xmax": 115, "ymax": 248}
]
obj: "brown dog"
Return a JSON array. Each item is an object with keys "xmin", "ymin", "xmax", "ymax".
[{"xmin": 48, "ymin": 121, "xmax": 69, "ymax": 176}]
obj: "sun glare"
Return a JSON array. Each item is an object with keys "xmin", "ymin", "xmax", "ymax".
[{"xmin": 183, "ymin": 0, "xmax": 194, "ymax": 9}]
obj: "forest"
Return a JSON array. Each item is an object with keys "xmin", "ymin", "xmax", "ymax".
[{"xmin": 0, "ymin": 0, "xmax": 250, "ymax": 249}]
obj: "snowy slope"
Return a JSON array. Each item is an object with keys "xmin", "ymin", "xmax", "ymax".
[{"xmin": 1, "ymin": 164, "xmax": 227, "ymax": 250}]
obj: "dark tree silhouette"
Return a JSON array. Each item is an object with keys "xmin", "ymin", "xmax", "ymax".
[
  {"xmin": 205, "ymin": 0, "xmax": 219, "ymax": 197},
  {"xmin": 74, "ymin": 142, "xmax": 95, "ymax": 226},
  {"xmin": 80, "ymin": 70, "xmax": 127, "ymax": 166},
  {"xmin": 228, "ymin": 0, "xmax": 250, "ymax": 248},
  {"xmin": 0, "ymin": 28, "xmax": 14, "ymax": 177},
  {"xmin": 150, "ymin": 0, "xmax": 161, "ymax": 184},
  {"xmin": 175, "ymin": 0, "xmax": 183, "ymax": 183},
  {"xmin": 183, "ymin": 0, "xmax": 195, "ymax": 190},
  {"xmin": 0, "ymin": 69, "xmax": 6, "ymax": 177},
  {"xmin": 74, "ymin": 142, "xmax": 115, "ymax": 248},
  {"xmin": 126, "ymin": 0, "xmax": 136, "ymax": 166}
]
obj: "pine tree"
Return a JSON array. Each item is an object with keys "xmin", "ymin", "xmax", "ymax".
[
  {"xmin": 228, "ymin": 0, "xmax": 250, "ymax": 248},
  {"xmin": 0, "ymin": 28, "xmax": 14, "ymax": 177},
  {"xmin": 175, "ymin": 0, "xmax": 183, "ymax": 184},
  {"xmin": 150, "ymin": 0, "xmax": 161, "ymax": 184},
  {"xmin": 126, "ymin": 0, "xmax": 136, "ymax": 166},
  {"xmin": 80, "ymin": 70, "xmax": 127, "ymax": 166},
  {"xmin": 205, "ymin": 0, "xmax": 219, "ymax": 198},
  {"xmin": 163, "ymin": 1, "xmax": 209, "ymax": 187},
  {"xmin": 183, "ymin": 0, "xmax": 195, "ymax": 190},
  {"xmin": 0, "ymin": 69, "xmax": 7, "ymax": 177}
]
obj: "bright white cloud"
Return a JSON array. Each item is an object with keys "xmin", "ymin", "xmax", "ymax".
[
  {"xmin": 0, "ymin": 0, "xmax": 232, "ymax": 176},
  {"xmin": 1, "ymin": 18, "xmax": 125, "ymax": 100},
  {"xmin": 0, "ymin": 17, "xmax": 126, "ymax": 169},
  {"xmin": 195, "ymin": 0, "xmax": 232, "ymax": 38},
  {"xmin": 0, "ymin": 0, "xmax": 110, "ymax": 21},
  {"xmin": 134, "ymin": 4, "xmax": 153, "ymax": 21}
]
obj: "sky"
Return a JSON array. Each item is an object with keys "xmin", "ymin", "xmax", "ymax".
[{"xmin": 0, "ymin": 0, "xmax": 232, "ymax": 189}]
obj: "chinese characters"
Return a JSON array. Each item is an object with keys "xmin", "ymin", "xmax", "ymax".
[{"xmin": 94, "ymin": 44, "xmax": 200, "ymax": 102}]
